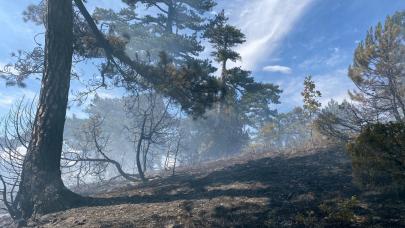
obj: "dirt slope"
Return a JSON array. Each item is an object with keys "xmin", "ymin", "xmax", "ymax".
[{"xmin": 15, "ymin": 147, "xmax": 405, "ymax": 227}]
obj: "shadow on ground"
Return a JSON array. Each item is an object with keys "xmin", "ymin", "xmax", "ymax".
[{"xmin": 27, "ymin": 146, "xmax": 405, "ymax": 227}]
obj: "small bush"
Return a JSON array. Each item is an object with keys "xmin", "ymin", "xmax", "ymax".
[
  {"xmin": 319, "ymin": 196, "xmax": 361, "ymax": 225},
  {"xmin": 294, "ymin": 197, "xmax": 363, "ymax": 227},
  {"xmin": 294, "ymin": 210, "xmax": 319, "ymax": 227},
  {"xmin": 347, "ymin": 122, "xmax": 405, "ymax": 193}
]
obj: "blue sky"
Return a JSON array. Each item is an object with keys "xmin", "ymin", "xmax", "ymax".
[{"xmin": 0, "ymin": 0, "xmax": 404, "ymax": 116}]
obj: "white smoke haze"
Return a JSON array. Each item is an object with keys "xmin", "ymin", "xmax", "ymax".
[{"xmin": 226, "ymin": 0, "xmax": 314, "ymax": 70}]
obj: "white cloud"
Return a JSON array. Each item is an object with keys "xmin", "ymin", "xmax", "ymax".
[
  {"xmin": 228, "ymin": 0, "xmax": 314, "ymax": 70},
  {"xmin": 263, "ymin": 65, "xmax": 292, "ymax": 74}
]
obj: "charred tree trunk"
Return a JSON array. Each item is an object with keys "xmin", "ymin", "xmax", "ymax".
[
  {"xmin": 142, "ymin": 141, "xmax": 151, "ymax": 173},
  {"xmin": 15, "ymin": 0, "xmax": 83, "ymax": 219},
  {"xmin": 135, "ymin": 138, "xmax": 146, "ymax": 182},
  {"xmin": 172, "ymin": 138, "xmax": 180, "ymax": 176},
  {"xmin": 136, "ymin": 116, "xmax": 147, "ymax": 182},
  {"xmin": 136, "ymin": 141, "xmax": 146, "ymax": 182}
]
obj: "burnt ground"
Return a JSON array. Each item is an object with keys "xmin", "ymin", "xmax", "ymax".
[{"xmin": 6, "ymin": 146, "xmax": 405, "ymax": 227}]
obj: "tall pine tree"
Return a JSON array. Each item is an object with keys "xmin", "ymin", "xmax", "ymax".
[
  {"xmin": 187, "ymin": 10, "xmax": 281, "ymax": 159},
  {"xmin": 348, "ymin": 12, "xmax": 405, "ymax": 122}
]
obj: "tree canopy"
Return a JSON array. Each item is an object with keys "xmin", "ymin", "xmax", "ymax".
[{"xmin": 348, "ymin": 12, "xmax": 405, "ymax": 122}]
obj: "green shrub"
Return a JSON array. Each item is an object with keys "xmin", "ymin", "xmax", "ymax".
[{"xmin": 347, "ymin": 122, "xmax": 405, "ymax": 193}]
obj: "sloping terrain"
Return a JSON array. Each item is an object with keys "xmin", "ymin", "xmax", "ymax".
[{"xmin": 11, "ymin": 147, "xmax": 405, "ymax": 227}]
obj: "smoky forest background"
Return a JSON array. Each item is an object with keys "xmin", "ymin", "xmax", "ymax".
[{"xmin": 0, "ymin": 0, "xmax": 404, "ymax": 227}]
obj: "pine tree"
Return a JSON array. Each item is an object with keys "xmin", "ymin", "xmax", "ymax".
[
  {"xmin": 348, "ymin": 11, "xmax": 405, "ymax": 122},
  {"xmin": 204, "ymin": 10, "xmax": 246, "ymax": 78},
  {"xmin": 302, "ymin": 75, "xmax": 322, "ymax": 116},
  {"xmin": 203, "ymin": 10, "xmax": 280, "ymax": 126},
  {"xmin": 0, "ymin": 0, "xmax": 221, "ymax": 220},
  {"xmin": 301, "ymin": 75, "xmax": 322, "ymax": 144},
  {"xmin": 14, "ymin": 0, "xmax": 80, "ymax": 220},
  {"xmin": 189, "ymin": 10, "xmax": 281, "ymax": 158}
]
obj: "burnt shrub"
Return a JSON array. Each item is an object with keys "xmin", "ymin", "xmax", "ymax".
[{"xmin": 347, "ymin": 122, "xmax": 405, "ymax": 193}]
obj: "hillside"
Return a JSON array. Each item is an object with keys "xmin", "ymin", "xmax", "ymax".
[{"xmin": 5, "ymin": 146, "xmax": 405, "ymax": 227}]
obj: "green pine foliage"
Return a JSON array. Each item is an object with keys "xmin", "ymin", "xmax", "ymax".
[
  {"xmin": 186, "ymin": 10, "xmax": 281, "ymax": 159},
  {"xmin": 347, "ymin": 122, "xmax": 405, "ymax": 193},
  {"xmin": 348, "ymin": 11, "xmax": 405, "ymax": 122},
  {"xmin": 113, "ymin": 0, "xmax": 216, "ymax": 64},
  {"xmin": 204, "ymin": 10, "xmax": 246, "ymax": 74},
  {"xmin": 302, "ymin": 75, "xmax": 322, "ymax": 117}
]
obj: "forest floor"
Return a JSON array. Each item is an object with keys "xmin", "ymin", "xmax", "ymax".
[{"xmin": 4, "ymin": 146, "xmax": 405, "ymax": 227}]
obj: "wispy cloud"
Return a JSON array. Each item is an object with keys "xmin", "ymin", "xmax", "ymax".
[
  {"xmin": 313, "ymin": 68, "xmax": 354, "ymax": 106},
  {"xmin": 0, "ymin": 93, "xmax": 15, "ymax": 108},
  {"xmin": 299, "ymin": 47, "xmax": 349, "ymax": 70},
  {"xmin": 229, "ymin": 0, "xmax": 314, "ymax": 70},
  {"xmin": 262, "ymin": 65, "xmax": 292, "ymax": 74}
]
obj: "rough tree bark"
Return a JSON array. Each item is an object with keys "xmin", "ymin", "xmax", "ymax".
[
  {"xmin": 135, "ymin": 116, "xmax": 147, "ymax": 182},
  {"xmin": 15, "ymin": 0, "xmax": 83, "ymax": 219}
]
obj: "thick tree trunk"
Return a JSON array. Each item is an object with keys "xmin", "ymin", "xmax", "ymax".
[{"xmin": 16, "ymin": 0, "xmax": 83, "ymax": 219}]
